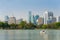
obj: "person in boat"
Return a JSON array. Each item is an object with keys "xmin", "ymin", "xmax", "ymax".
[{"xmin": 40, "ymin": 29, "xmax": 48, "ymax": 40}]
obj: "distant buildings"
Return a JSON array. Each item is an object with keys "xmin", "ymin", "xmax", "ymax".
[
  {"xmin": 44, "ymin": 11, "xmax": 54, "ymax": 24},
  {"xmin": 5, "ymin": 16, "xmax": 9, "ymax": 23},
  {"xmin": 31, "ymin": 15, "xmax": 35, "ymax": 24},
  {"xmin": 16, "ymin": 19, "xmax": 23, "ymax": 24},
  {"xmin": 52, "ymin": 17, "xmax": 56, "ymax": 23},
  {"xmin": 34, "ymin": 15, "xmax": 39, "ymax": 24},
  {"xmin": 28, "ymin": 11, "xmax": 57, "ymax": 25},
  {"xmin": 37, "ymin": 17, "xmax": 44, "ymax": 25},
  {"xmin": 28, "ymin": 11, "xmax": 39, "ymax": 25},
  {"xmin": 3, "ymin": 10, "xmax": 60, "ymax": 25},
  {"xmin": 35, "ymin": 15, "xmax": 39, "ymax": 21},
  {"xmin": 57, "ymin": 16, "xmax": 60, "ymax": 22},
  {"xmin": 4, "ymin": 16, "xmax": 23, "ymax": 24},
  {"xmin": 29, "ymin": 11, "xmax": 32, "ymax": 23},
  {"xmin": 8, "ymin": 16, "xmax": 16, "ymax": 24}
]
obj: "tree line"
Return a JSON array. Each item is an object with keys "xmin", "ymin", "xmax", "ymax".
[{"xmin": 0, "ymin": 21, "xmax": 60, "ymax": 29}]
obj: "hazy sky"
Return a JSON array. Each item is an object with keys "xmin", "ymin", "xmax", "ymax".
[{"xmin": 0, "ymin": 0, "xmax": 60, "ymax": 21}]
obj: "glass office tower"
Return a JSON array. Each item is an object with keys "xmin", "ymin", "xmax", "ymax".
[{"xmin": 29, "ymin": 11, "xmax": 32, "ymax": 23}]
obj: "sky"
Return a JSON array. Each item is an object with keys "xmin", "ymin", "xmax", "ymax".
[{"xmin": 0, "ymin": 0, "xmax": 60, "ymax": 21}]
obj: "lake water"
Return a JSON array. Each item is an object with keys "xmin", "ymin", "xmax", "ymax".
[{"xmin": 0, "ymin": 30, "xmax": 60, "ymax": 40}]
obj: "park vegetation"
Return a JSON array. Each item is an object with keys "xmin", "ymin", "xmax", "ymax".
[{"xmin": 0, "ymin": 21, "xmax": 60, "ymax": 29}]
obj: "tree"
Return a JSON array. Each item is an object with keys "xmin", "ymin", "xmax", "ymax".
[
  {"xmin": 0, "ymin": 22, "xmax": 4, "ymax": 29},
  {"xmin": 54, "ymin": 22, "xmax": 60, "ymax": 29},
  {"xmin": 47, "ymin": 23, "xmax": 56, "ymax": 29},
  {"xmin": 18, "ymin": 21, "xmax": 27, "ymax": 29},
  {"xmin": 36, "ymin": 24, "xmax": 43, "ymax": 29},
  {"xmin": 3, "ymin": 23, "xmax": 10, "ymax": 29},
  {"xmin": 9, "ymin": 23, "xmax": 17, "ymax": 29},
  {"xmin": 42, "ymin": 24, "xmax": 48, "ymax": 29},
  {"xmin": 26, "ymin": 23, "xmax": 36, "ymax": 29}
]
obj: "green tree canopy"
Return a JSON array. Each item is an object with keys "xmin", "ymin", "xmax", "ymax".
[
  {"xmin": 18, "ymin": 21, "xmax": 27, "ymax": 29},
  {"xmin": 9, "ymin": 23, "xmax": 17, "ymax": 29},
  {"xmin": 42, "ymin": 24, "xmax": 48, "ymax": 29}
]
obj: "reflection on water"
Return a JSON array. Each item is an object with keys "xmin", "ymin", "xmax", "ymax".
[
  {"xmin": 40, "ymin": 30, "xmax": 48, "ymax": 40},
  {"xmin": 0, "ymin": 30, "xmax": 60, "ymax": 40}
]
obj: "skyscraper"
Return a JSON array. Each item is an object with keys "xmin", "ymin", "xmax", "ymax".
[
  {"xmin": 35, "ymin": 15, "xmax": 39, "ymax": 20},
  {"xmin": 5, "ymin": 16, "xmax": 9, "ymax": 23},
  {"xmin": 44, "ymin": 11, "xmax": 54, "ymax": 24},
  {"xmin": 29, "ymin": 11, "xmax": 32, "ymax": 23},
  {"xmin": 31, "ymin": 15, "xmax": 35, "ymax": 24},
  {"xmin": 52, "ymin": 17, "xmax": 56, "ymax": 23},
  {"xmin": 56, "ymin": 16, "xmax": 60, "ymax": 22},
  {"xmin": 34, "ymin": 15, "xmax": 39, "ymax": 24}
]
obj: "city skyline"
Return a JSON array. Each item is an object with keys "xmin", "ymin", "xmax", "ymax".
[
  {"xmin": 0, "ymin": 0, "xmax": 60, "ymax": 21},
  {"xmin": 0, "ymin": 10, "xmax": 60, "ymax": 21}
]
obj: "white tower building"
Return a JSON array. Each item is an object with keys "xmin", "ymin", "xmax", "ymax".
[{"xmin": 44, "ymin": 11, "xmax": 54, "ymax": 24}]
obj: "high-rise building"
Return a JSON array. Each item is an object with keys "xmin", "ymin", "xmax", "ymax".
[
  {"xmin": 8, "ymin": 16, "xmax": 16, "ymax": 24},
  {"xmin": 35, "ymin": 15, "xmax": 39, "ymax": 20},
  {"xmin": 31, "ymin": 15, "xmax": 35, "ymax": 24},
  {"xmin": 34, "ymin": 15, "xmax": 39, "ymax": 24},
  {"xmin": 29, "ymin": 11, "xmax": 32, "ymax": 23},
  {"xmin": 44, "ymin": 11, "xmax": 54, "ymax": 24},
  {"xmin": 52, "ymin": 17, "xmax": 56, "ymax": 23},
  {"xmin": 5, "ymin": 16, "xmax": 9, "ymax": 23},
  {"xmin": 30, "ymin": 15, "xmax": 39, "ymax": 25},
  {"xmin": 56, "ymin": 16, "xmax": 60, "ymax": 22},
  {"xmin": 37, "ymin": 17, "xmax": 44, "ymax": 25}
]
